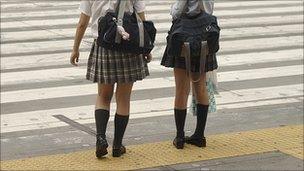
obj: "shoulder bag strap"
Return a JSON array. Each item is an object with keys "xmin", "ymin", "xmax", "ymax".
[
  {"xmin": 115, "ymin": 0, "xmax": 128, "ymax": 44},
  {"xmin": 183, "ymin": 42, "xmax": 193, "ymax": 81},
  {"xmin": 180, "ymin": 0, "xmax": 189, "ymax": 18},
  {"xmin": 199, "ymin": 41, "xmax": 208, "ymax": 80},
  {"xmin": 115, "ymin": 0, "xmax": 144, "ymax": 48},
  {"xmin": 134, "ymin": 8, "xmax": 144, "ymax": 48}
]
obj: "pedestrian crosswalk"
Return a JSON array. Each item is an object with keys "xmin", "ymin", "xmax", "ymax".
[{"xmin": 1, "ymin": 0, "xmax": 303, "ymax": 136}]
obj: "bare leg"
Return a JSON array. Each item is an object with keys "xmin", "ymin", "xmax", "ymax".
[
  {"xmin": 112, "ymin": 82, "xmax": 134, "ymax": 157},
  {"xmin": 115, "ymin": 83, "xmax": 134, "ymax": 116},
  {"xmin": 173, "ymin": 68, "xmax": 190, "ymax": 149},
  {"xmin": 95, "ymin": 83, "xmax": 114, "ymax": 158},
  {"xmin": 185, "ymin": 73, "xmax": 209, "ymax": 147},
  {"xmin": 95, "ymin": 83, "xmax": 114, "ymax": 110},
  {"xmin": 174, "ymin": 68, "xmax": 190, "ymax": 109},
  {"xmin": 192, "ymin": 74, "xmax": 209, "ymax": 105}
]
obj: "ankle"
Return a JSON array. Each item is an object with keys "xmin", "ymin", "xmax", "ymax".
[
  {"xmin": 96, "ymin": 134, "xmax": 106, "ymax": 139},
  {"xmin": 190, "ymin": 133, "xmax": 204, "ymax": 139},
  {"xmin": 197, "ymin": 104, "xmax": 209, "ymax": 110},
  {"xmin": 176, "ymin": 131, "xmax": 185, "ymax": 138}
]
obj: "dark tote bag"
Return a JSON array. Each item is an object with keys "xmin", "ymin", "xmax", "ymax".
[
  {"xmin": 166, "ymin": 9, "xmax": 221, "ymax": 82},
  {"xmin": 97, "ymin": 0, "xmax": 157, "ymax": 55},
  {"xmin": 167, "ymin": 11, "xmax": 220, "ymax": 59}
]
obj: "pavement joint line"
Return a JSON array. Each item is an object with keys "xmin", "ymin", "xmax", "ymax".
[
  {"xmin": 1, "ymin": 125, "xmax": 303, "ymax": 170},
  {"xmin": 53, "ymin": 114, "xmax": 96, "ymax": 137}
]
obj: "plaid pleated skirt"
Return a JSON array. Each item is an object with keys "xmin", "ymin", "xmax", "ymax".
[{"xmin": 86, "ymin": 40, "xmax": 150, "ymax": 84}]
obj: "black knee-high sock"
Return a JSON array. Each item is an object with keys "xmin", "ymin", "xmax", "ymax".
[
  {"xmin": 95, "ymin": 109, "xmax": 110, "ymax": 138},
  {"xmin": 193, "ymin": 104, "xmax": 209, "ymax": 138},
  {"xmin": 174, "ymin": 109, "xmax": 187, "ymax": 138},
  {"xmin": 113, "ymin": 114, "xmax": 129, "ymax": 148}
]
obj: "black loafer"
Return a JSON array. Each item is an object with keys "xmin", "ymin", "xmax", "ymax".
[
  {"xmin": 173, "ymin": 137, "xmax": 185, "ymax": 149},
  {"xmin": 112, "ymin": 145, "xmax": 126, "ymax": 157},
  {"xmin": 185, "ymin": 136, "xmax": 206, "ymax": 147},
  {"xmin": 96, "ymin": 136, "xmax": 109, "ymax": 158}
]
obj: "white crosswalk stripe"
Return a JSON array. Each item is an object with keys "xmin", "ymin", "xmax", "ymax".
[
  {"xmin": 2, "ymin": 65, "xmax": 303, "ymax": 103},
  {"xmin": 1, "ymin": 0, "xmax": 303, "ymax": 134},
  {"xmin": 1, "ymin": 84, "xmax": 303, "ymax": 133}
]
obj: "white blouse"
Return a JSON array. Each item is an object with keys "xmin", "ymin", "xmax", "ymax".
[
  {"xmin": 79, "ymin": 0, "xmax": 145, "ymax": 38},
  {"xmin": 171, "ymin": 0, "xmax": 215, "ymax": 19}
]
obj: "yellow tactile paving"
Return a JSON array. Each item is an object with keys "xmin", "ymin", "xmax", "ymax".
[
  {"xmin": 280, "ymin": 148, "xmax": 304, "ymax": 160},
  {"xmin": 1, "ymin": 125, "xmax": 303, "ymax": 170}
]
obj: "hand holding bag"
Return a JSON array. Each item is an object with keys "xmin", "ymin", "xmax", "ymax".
[{"xmin": 97, "ymin": 0, "xmax": 157, "ymax": 55}]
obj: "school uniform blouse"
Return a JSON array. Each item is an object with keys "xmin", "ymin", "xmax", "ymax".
[
  {"xmin": 79, "ymin": 0, "xmax": 145, "ymax": 38},
  {"xmin": 171, "ymin": 0, "xmax": 215, "ymax": 19}
]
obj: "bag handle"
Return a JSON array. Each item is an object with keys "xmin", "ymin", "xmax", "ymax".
[
  {"xmin": 183, "ymin": 41, "xmax": 208, "ymax": 83},
  {"xmin": 135, "ymin": 12, "xmax": 145, "ymax": 48},
  {"xmin": 115, "ymin": 0, "xmax": 128, "ymax": 44},
  {"xmin": 200, "ymin": 41, "xmax": 208, "ymax": 77},
  {"xmin": 181, "ymin": 0, "xmax": 189, "ymax": 14},
  {"xmin": 180, "ymin": 0, "xmax": 207, "ymax": 18},
  {"xmin": 115, "ymin": 0, "xmax": 145, "ymax": 48}
]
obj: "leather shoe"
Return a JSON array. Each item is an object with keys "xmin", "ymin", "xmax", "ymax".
[
  {"xmin": 96, "ymin": 136, "xmax": 108, "ymax": 158},
  {"xmin": 173, "ymin": 137, "xmax": 185, "ymax": 149},
  {"xmin": 185, "ymin": 136, "xmax": 206, "ymax": 147},
  {"xmin": 112, "ymin": 145, "xmax": 126, "ymax": 157}
]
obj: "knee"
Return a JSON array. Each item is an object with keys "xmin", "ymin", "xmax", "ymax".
[
  {"xmin": 116, "ymin": 92, "xmax": 131, "ymax": 103},
  {"xmin": 193, "ymin": 81, "xmax": 207, "ymax": 93},
  {"xmin": 176, "ymin": 88, "xmax": 190, "ymax": 100},
  {"xmin": 193, "ymin": 82, "xmax": 208, "ymax": 102},
  {"xmin": 176, "ymin": 82, "xmax": 190, "ymax": 97},
  {"xmin": 175, "ymin": 86, "xmax": 190, "ymax": 109},
  {"xmin": 116, "ymin": 83, "xmax": 133, "ymax": 102},
  {"xmin": 98, "ymin": 91, "xmax": 113, "ymax": 104}
]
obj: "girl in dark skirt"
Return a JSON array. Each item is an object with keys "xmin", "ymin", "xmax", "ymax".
[
  {"xmin": 70, "ymin": 0, "xmax": 151, "ymax": 158},
  {"xmin": 161, "ymin": 0, "xmax": 218, "ymax": 149}
]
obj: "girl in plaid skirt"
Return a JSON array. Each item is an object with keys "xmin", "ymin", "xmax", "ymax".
[
  {"xmin": 70, "ymin": 0, "xmax": 151, "ymax": 158},
  {"xmin": 161, "ymin": 0, "xmax": 218, "ymax": 149}
]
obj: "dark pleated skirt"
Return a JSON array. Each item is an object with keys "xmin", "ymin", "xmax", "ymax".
[{"xmin": 161, "ymin": 46, "xmax": 218, "ymax": 72}]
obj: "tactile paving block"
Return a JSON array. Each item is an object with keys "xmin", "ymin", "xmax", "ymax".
[
  {"xmin": 280, "ymin": 147, "xmax": 304, "ymax": 160},
  {"xmin": 1, "ymin": 125, "xmax": 303, "ymax": 170}
]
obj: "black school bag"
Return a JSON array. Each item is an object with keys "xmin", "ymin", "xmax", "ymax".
[
  {"xmin": 97, "ymin": 0, "xmax": 157, "ymax": 55},
  {"xmin": 167, "ymin": 11, "xmax": 220, "ymax": 58},
  {"xmin": 166, "ymin": 10, "xmax": 220, "ymax": 81}
]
